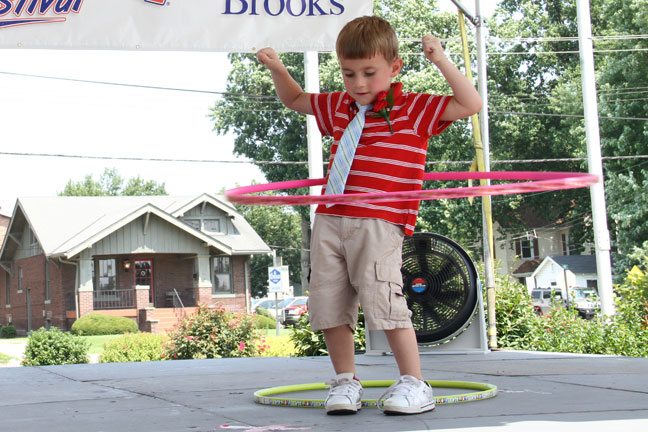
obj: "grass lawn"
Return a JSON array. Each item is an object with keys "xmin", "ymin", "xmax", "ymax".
[
  {"xmin": 1, "ymin": 335, "xmax": 123, "ymax": 356},
  {"xmin": 84, "ymin": 335, "xmax": 123, "ymax": 354},
  {"xmin": 0, "ymin": 352, "xmax": 13, "ymax": 364},
  {"xmin": 261, "ymin": 328, "xmax": 292, "ymax": 337}
]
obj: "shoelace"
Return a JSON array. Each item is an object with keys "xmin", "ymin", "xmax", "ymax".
[
  {"xmin": 377, "ymin": 376, "xmax": 421, "ymax": 410},
  {"xmin": 326, "ymin": 378, "xmax": 361, "ymax": 399}
]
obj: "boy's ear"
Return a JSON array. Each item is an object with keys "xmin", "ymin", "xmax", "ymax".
[{"xmin": 390, "ymin": 58, "xmax": 403, "ymax": 77}]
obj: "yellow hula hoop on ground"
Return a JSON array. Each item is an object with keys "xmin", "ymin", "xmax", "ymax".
[{"xmin": 254, "ymin": 380, "xmax": 497, "ymax": 408}]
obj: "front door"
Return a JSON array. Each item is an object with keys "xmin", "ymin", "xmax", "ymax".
[{"xmin": 134, "ymin": 259, "xmax": 154, "ymax": 303}]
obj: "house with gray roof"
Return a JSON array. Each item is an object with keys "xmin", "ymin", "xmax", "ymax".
[
  {"xmin": 0, "ymin": 194, "xmax": 270, "ymax": 335},
  {"xmin": 526, "ymin": 255, "xmax": 599, "ymax": 294}
]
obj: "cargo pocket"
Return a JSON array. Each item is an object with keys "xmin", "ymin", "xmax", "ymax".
[{"xmin": 374, "ymin": 262, "xmax": 410, "ymax": 321}]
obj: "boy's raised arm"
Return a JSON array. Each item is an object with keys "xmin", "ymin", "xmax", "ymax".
[
  {"xmin": 422, "ymin": 35, "xmax": 482, "ymax": 121},
  {"xmin": 257, "ymin": 48, "xmax": 314, "ymax": 115}
]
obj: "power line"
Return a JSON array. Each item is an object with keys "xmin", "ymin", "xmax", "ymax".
[
  {"xmin": 490, "ymin": 110, "xmax": 648, "ymax": 121},
  {"xmin": 399, "ymin": 34, "xmax": 648, "ymax": 44},
  {"xmin": 2, "ymin": 151, "xmax": 646, "ymax": 166}
]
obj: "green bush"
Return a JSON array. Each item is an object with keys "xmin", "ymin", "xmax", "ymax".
[
  {"xmin": 100, "ymin": 333, "xmax": 167, "ymax": 363},
  {"xmin": 22, "ymin": 327, "xmax": 89, "ymax": 366},
  {"xmin": 487, "ymin": 255, "xmax": 648, "ymax": 357},
  {"xmin": 255, "ymin": 307, "xmax": 273, "ymax": 320},
  {"xmin": 487, "ymin": 268, "xmax": 540, "ymax": 351},
  {"xmin": 1, "ymin": 324, "xmax": 17, "ymax": 338},
  {"xmin": 164, "ymin": 305, "xmax": 259, "ymax": 359},
  {"xmin": 71, "ymin": 313, "xmax": 139, "ymax": 336},
  {"xmin": 254, "ymin": 314, "xmax": 276, "ymax": 329},
  {"xmin": 289, "ymin": 310, "xmax": 365, "ymax": 357}
]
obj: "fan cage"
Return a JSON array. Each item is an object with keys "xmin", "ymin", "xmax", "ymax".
[{"xmin": 401, "ymin": 233, "xmax": 479, "ymax": 345}]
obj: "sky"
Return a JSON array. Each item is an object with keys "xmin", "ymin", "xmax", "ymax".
[
  {"xmin": 0, "ymin": 1, "xmax": 499, "ymax": 216},
  {"xmin": 0, "ymin": 49, "xmax": 266, "ymax": 215}
]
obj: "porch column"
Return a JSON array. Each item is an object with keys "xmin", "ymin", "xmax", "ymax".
[
  {"xmin": 78, "ymin": 258, "xmax": 94, "ymax": 317},
  {"xmin": 194, "ymin": 255, "xmax": 212, "ymax": 306},
  {"xmin": 135, "ymin": 285, "xmax": 150, "ymax": 310}
]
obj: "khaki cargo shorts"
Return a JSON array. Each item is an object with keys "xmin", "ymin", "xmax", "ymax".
[{"xmin": 308, "ymin": 214, "xmax": 412, "ymax": 331}]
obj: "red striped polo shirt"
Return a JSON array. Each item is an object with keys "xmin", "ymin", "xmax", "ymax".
[{"xmin": 311, "ymin": 82, "xmax": 453, "ymax": 235}]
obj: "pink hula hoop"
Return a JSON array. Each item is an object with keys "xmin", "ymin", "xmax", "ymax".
[{"xmin": 225, "ymin": 171, "xmax": 599, "ymax": 206}]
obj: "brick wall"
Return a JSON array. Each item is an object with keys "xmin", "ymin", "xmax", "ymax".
[
  {"xmin": 0, "ymin": 267, "xmax": 8, "ymax": 326},
  {"xmin": 209, "ymin": 256, "xmax": 249, "ymax": 313},
  {"xmin": 1, "ymin": 253, "xmax": 252, "ymax": 333},
  {"xmin": 1, "ymin": 255, "xmax": 46, "ymax": 333},
  {"xmin": 154, "ymin": 254, "xmax": 194, "ymax": 306}
]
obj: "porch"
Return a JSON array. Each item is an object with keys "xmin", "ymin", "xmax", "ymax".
[
  {"xmin": 91, "ymin": 286, "xmax": 197, "ymax": 310},
  {"xmin": 64, "ymin": 286, "xmax": 199, "ymax": 334}
]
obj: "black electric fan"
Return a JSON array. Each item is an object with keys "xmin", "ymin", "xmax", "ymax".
[{"xmin": 401, "ymin": 233, "xmax": 479, "ymax": 344}]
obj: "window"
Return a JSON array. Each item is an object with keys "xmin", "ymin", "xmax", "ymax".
[
  {"xmin": 561, "ymin": 233, "xmax": 569, "ymax": 255},
  {"xmin": 18, "ymin": 267, "xmax": 23, "ymax": 293},
  {"xmin": 514, "ymin": 237, "xmax": 538, "ymax": 259},
  {"xmin": 135, "ymin": 259, "xmax": 154, "ymax": 302},
  {"xmin": 5, "ymin": 271, "xmax": 10, "ymax": 306},
  {"xmin": 212, "ymin": 256, "xmax": 233, "ymax": 294},
  {"xmin": 45, "ymin": 260, "xmax": 51, "ymax": 302},
  {"xmin": 96, "ymin": 259, "xmax": 117, "ymax": 292},
  {"xmin": 135, "ymin": 260, "xmax": 153, "ymax": 287},
  {"xmin": 203, "ymin": 219, "xmax": 221, "ymax": 233},
  {"xmin": 29, "ymin": 228, "xmax": 38, "ymax": 246},
  {"xmin": 185, "ymin": 219, "xmax": 201, "ymax": 230}
]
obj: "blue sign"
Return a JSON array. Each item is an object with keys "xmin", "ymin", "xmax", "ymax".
[{"xmin": 269, "ymin": 268, "xmax": 281, "ymax": 284}]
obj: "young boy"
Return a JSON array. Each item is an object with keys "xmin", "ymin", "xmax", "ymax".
[{"xmin": 257, "ymin": 16, "xmax": 482, "ymax": 415}]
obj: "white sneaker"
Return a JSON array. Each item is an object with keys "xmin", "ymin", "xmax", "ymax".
[
  {"xmin": 325, "ymin": 377, "xmax": 363, "ymax": 414},
  {"xmin": 379, "ymin": 375, "xmax": 435, "ymax": 415}
]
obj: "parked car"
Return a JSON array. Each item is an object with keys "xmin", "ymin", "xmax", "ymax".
[
  {"xmin": 531, "ymin": 287, "xmax": 599, "ymax": 320},
  {"xmin": 568, "ymin": 287, "xmax": 600, "ymax": 320},
  {"xmin": 254, "ymin": 296, "xmax": 304, "ymax": 321},
  {"xmin": 253, "ymin": 298, "xmax": 282, "ymax": 317},
  {"xmin": 531, "ymin": 288, "xmax": 565, "ymax": 316},
  {"xmin": 283, "ymin": 298, "xmax": 308, "ymax": 325}
]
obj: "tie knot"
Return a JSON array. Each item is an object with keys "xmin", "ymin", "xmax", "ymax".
[{"xmin": 356, "ymin": 103, "xmax": 372, "ymax": 113}]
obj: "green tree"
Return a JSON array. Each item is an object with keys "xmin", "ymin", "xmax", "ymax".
[
  {"xmin": 594, "ymin": 0, "xmax": 648, "ymax": 274},
  {"xmin": 59, "ymin": 167, "xmax": 167, "ymax": 196},
  {"xmin": 235, "ymin": 193, "xmax": 303, "ymax": 297},
  {"xmin": 488, "ymin": 0, "xmax": 648, "ymax": 275},
  {"xmin": 486, "ymin": 0, "xmax": 599, "ymax": 253}
]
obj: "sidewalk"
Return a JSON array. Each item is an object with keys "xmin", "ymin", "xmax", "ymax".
[
  {"xmin": 1, "ymin": 350, "xmax": 647, "ymax": 431},
  {"xmin": 0, "ymin": 338, "xmax": 26, "ymax": 367}
]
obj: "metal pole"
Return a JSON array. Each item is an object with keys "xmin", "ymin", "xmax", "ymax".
[
  {"xmin": 304, "ymin": 51, "xmax": 324, "ymax": 227},
  {"xmin": 473, "ymin": 0, "xmax": 497, "ymax": 349},
  {"xmin": 575, "ymin": 0, "xmax": 615, "ymax": 316},
  {"xmin": 273, "ymin": 250, "xmax": 281, "ymax": 336}
]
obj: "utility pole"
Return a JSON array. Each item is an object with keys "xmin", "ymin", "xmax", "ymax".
[{"xmin": 576, "ymin": 0, "xmax": 615, "ymax": 316}]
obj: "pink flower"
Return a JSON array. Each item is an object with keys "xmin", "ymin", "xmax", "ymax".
[{"xmin": 238, "ymin": 342, "xmax": 246, "ymax": 351}]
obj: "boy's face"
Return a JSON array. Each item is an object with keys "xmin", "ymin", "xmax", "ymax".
[{"xmin": 339, "ymin": 54, "xmax": 402, "ymax": 106}]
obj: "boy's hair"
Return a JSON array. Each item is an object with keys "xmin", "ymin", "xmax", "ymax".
[{"xmin": 336, "ymin": 16, "xmax": 399, "ymax": 62}]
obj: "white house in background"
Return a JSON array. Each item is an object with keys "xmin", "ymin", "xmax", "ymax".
[
  {"xmin": 526, "ymin": 255, "xmax": 599, "ymax": 294},
  {"xmin": 493, "ymin": 221, "xmax": 575, "ymax": 282}
]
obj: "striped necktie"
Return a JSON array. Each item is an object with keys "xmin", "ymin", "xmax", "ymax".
[{"xmin": 325, "ymin": 103, "xmax": 371, "ymax": 207}]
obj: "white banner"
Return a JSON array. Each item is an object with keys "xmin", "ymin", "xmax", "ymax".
[{"xmin": 0, "ymin": 0, "xmax": 373, "ymax": 52}]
